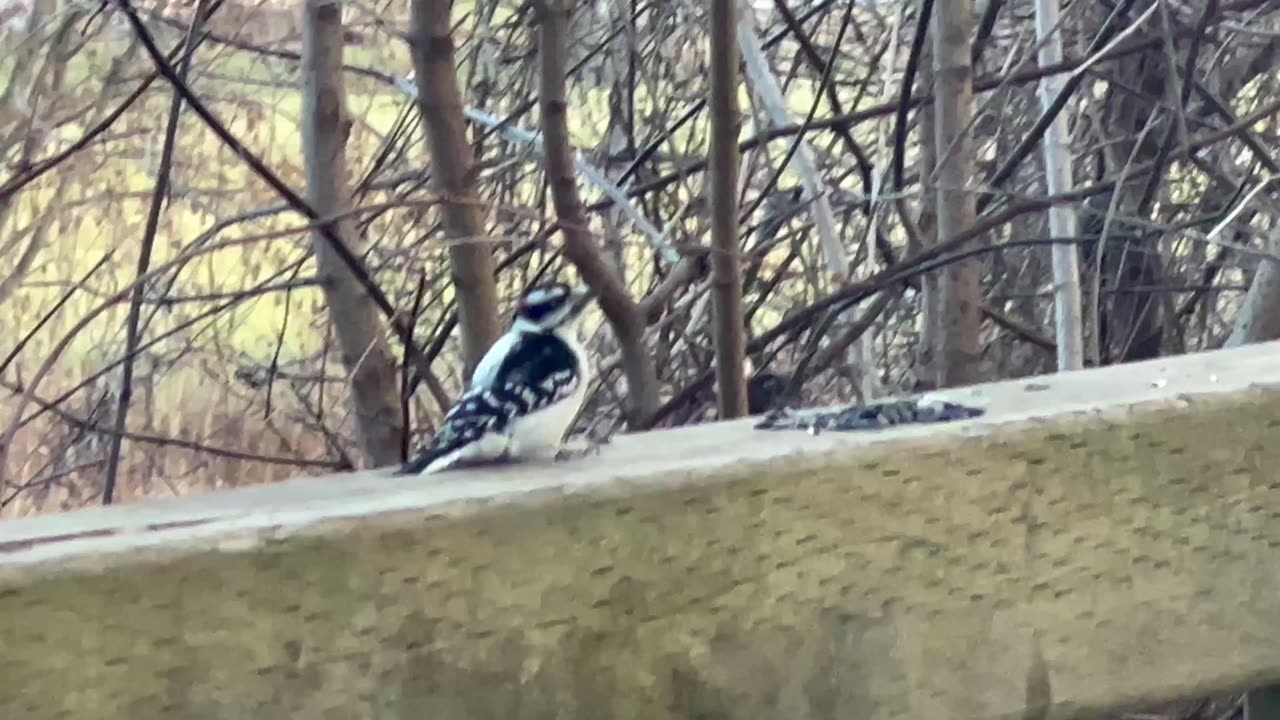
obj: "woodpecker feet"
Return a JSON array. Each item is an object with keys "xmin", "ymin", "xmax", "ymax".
[{"xmin": 554, "ymin": 435, "xmax": 608, "ymax": 463}]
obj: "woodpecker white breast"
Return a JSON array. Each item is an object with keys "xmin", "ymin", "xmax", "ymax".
[{"xmin": 399, "ymin": 282, "xmax": 594, "ymax": 475}]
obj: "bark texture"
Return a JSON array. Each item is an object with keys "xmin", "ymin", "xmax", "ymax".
[
  {"xmin": 930, "ymin": 0, "xmax": 983, "ymax": 387},
  {"xmin": 707, "ymin": 0, "xmax": 747, "ymax": 420},
  {"xmin": 301, "ymin": 0, "xmax": 404, "ymax": 468},
  {"xmin": 409, "ymin": 0, "xmax": 502, "ymax": 378},
  {"xmin": 533, "ymin": 0, "xmax": 659, "ymax": 427}
]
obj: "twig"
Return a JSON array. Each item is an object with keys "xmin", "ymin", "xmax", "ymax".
[
  {"xmin": 0, "ymin": 379, "xmax": 344, "ymax": 470},
  {"xmin": 109, "ymin": 0, "xmax": 437, "ymax": 392},
  {"xmin": 981, "ymin": 0, "xmax": 1146, "ymax": 211},
  {"xmin": 533, "ymin": 0, "xmax": 659, "ymax": 427},
  {"xmin": 101, "ymin": 0, "xmax": 215, "ymax": 506},
  {"xmin": 0, "ymin": 252, "xmax": 112, "ymax": 378},
  {"xmin": 893, "ymin": 0, "xmax": 935, "ymax": 193},
  {"xmin": 458, "ymin": 105, "xmax": 680, "ymax": 264},
  {"xmin": 736, "ymin": 8, "xmax": 846, "ymax": 275}
]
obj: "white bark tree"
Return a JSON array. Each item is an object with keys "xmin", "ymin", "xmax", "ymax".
[{"xmin": 1032, "ymin": 0, "xmax": 1084, "ymax": 371}]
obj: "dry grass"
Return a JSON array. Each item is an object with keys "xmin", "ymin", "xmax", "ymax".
[{"xmin": 0, "ymin": 367, "xmax": 339, "ymax": 518}]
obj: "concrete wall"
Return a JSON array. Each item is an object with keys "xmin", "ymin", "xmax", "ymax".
[{"xmin": 3, "ymin": 342, "xmax": 1280, "ymax": 718}]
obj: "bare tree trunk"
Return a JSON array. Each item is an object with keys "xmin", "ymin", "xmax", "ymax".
[
  {"xmin": 1225, "ymin": 231, "xmax": 1280, "ymax": 347},
  {"xmin": 409, "ymin": 0, "xmax": 502, "ymax": 378},
  {"xmin": 533, "ymin": 0, "xmax": 659, "ymax": 428},
  {"xmin": 301, "ymin": 0, "xmax": 403, "ymax": 468},
  {"xmin": 1032, "ymin": 0, "xmax": 1084, "ymax": 371},
  {"xmin": 931, "ymin": 0, "xmax": 982, "ymax": 387},
  {"xmin": 707, "ymin": 0, "xmax": 747, "ymax": 420}
]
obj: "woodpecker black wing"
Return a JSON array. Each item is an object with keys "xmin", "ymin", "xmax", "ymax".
[
  {"xmin": 488, "ymin": 331, "xmax": 581, "ymax": 413},
  {"xmin": 397, "ymin": 388, "xmax": 508, "ymax": 474},
  {"xmin": 398, "ymin": 331, "xmax": 583, "ymax": 475}
]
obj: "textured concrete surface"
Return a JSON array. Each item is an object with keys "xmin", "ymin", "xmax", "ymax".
[{"xmin": 2, "ymin": 342, "xmax": 1280, "ymax": 719}]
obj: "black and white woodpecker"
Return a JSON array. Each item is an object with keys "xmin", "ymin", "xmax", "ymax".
[{"xmin": 399, "ymin": 282, "xmax": 595, "ymax": 475}]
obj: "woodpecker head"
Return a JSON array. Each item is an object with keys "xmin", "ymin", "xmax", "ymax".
[{"xmin": 513, "ymin": 282, "xmax": 594, "ymax": 333}]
